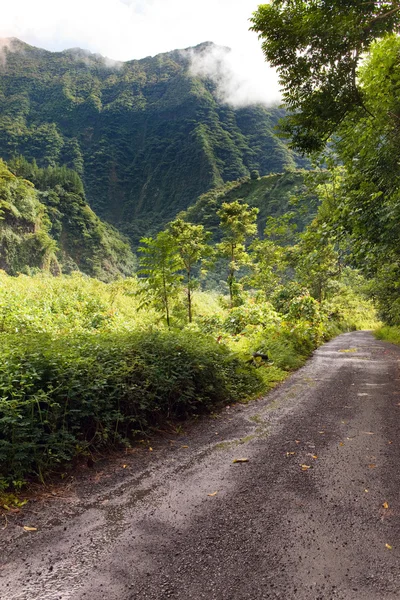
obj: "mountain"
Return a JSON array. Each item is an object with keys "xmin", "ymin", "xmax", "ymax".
[
  {"xmin": 0, "ymin": 38, "xmax": 307, "ymax": 244},
  {"xmin": 180, "ymin": 170, "xmax": 318, "ymax": 240},
  {"xmin": 0, "ymin": 158, "xmax": 136, "ymax": 280}
]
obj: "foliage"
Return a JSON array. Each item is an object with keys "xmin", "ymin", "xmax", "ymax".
[
  {"xmin": 138, "ymin": 232, "xmax": 182, "ymax": 327},
  {"xmin": 251, "ymin": 0, "xmax": 400, "ymax": 153},
  {"xmin": 375, "ymin": 326, "xmax": 400, "ymax": 345},
  {"xmin": 216, "ymin": 200, "xmax": 258, "ymax": 306},
  {"xmin": 0, "ymin": 329, "xmax": 265, "ymax": 485},
  {"xmin": 0, "ymin": 271, "xmax": 158, "ymax": 335},
  {"xmin": 294, "ymin": 219, "xmax": 341, "ymax": 301},
  {"xmin": 221, "ymin": 301, "xmax": 280, "ymax": 335}
]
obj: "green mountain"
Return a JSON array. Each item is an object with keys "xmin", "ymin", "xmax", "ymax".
[
  {"xmin": 180, "ymin": 170, "xmax": 318, "ymax": 239},
  {"xmin": 0, "ymin": 38, "xmax": 307, "ymax": 244},
  {"xmin": 0, "ymin": 159, "xmax": 136, "ymax": 280}
]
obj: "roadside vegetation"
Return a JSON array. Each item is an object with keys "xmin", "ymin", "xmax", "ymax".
[{"xmin": 0, "ymin": 200, "xmax": 377, "ymax": 491}]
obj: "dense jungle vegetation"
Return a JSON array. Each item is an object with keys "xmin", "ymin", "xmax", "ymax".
[
  {"xmin": 0, "ymin": 158, "xmax": 135, "ymax": 280},
  {"xmin": 3, "ymin": 1, "xmax": 400, "ymax": 492}
]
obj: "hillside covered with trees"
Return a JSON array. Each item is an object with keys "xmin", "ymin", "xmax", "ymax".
[
  {"xmin": 0, "ymin": 158, "xmax": 135, "ymax": 280},
  {"xmin": 0, "ymin": 38, "xmax": 308, "ymax": 243}
]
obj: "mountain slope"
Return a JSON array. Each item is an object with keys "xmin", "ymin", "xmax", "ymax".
[
  {"xmin": 0, "ymin": 159, "xmax": 136, "ymax": 279},
  {"xmin": 0, "ymin": 39, "xmax": 307, "ymax": 244},
  {"xmin": 180, "ymin": 170, "xmax": 318, "ymax": 239}
]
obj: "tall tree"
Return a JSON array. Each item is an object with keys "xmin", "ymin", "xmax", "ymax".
[
  {"xmin": 249, "ymin": 213, "xmax": 297, "ymax": 299},
  {"xmin": 216, "ymin": 201, "xmax": 258, "ymax": 307},
  {"xmin": 251, "ymin": 1, "xmax": 400, "ymax": 153},
  {"xmin": 167, "ymin": 219, "xmax": 212, "ymax": 323},
  {"xmin": 138, "ymin": 232, "xmax": 182, "ymax": 328}
]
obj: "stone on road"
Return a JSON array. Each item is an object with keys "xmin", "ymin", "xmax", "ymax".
[{"xmin": 1, "ymin": 331, "xmax": 400, "ymax": 600}]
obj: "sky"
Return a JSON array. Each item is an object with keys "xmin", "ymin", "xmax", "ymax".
[{"xmin": 0, "ymin": 0, "xmax": 281, "ymax": 106}]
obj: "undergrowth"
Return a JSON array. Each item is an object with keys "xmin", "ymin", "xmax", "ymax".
[
  {"xmin": 0, "ymin": 272, "xmax": 378, "ymax": 489},
  {"xmin": 374, "ymin": 326, "xmax": 400, "ymax": 345}
]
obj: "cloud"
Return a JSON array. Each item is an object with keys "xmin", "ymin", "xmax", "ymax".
[
  {"xmin": 188, "ymin": 44, "xmax": 281, "ymax": 107},
  {"xmin": 0, "ymin": 37, "xmax": 26, "ymax": 68}
]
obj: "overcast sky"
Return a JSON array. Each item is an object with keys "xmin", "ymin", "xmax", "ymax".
[{"xmin": 0, "ymin": 0, "xmax": 281, "ymax": 105}]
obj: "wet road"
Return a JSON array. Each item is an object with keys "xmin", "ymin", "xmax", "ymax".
[{"xmin": 1, "ymin": 331, "xmax": 400, "ymax": 599}]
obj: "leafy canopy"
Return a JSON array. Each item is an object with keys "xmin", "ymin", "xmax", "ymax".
[{"xmin": 251, "ymin": 0, "xmax": 400, "ymax": 152}]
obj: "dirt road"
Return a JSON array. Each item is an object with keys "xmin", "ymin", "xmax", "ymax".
[{"xmin": 1, "ymin": 331, "xmax": 400, "ymax": 600}]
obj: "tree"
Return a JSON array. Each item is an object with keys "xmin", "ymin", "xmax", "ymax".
[
  {"xmin": 168, "ymin": 219, "xmax": 212, "ymax": 323},
  {"xmin": 252, "ymin": 1, "xmax": 400, "ymax": 322},
  {"xmin": 251, "ymin": 1, "xmax": 400, "ymax": 153},
  {"xmin": 216, "ymin": 201, "xmax": 258, "ymax": 307},
  {"xmin": 249, "ymin": 213, "xmax": 297, "ymax": 299},
  {"xmin": 249, "ymin": 238, "xmax": 286, "ymax": 299},
  {"xmin": 295, "ymin": 220, "xmax": 341, "ymax": 302},
  {"xmin": 138, "ymin": 232, "xmax": 182, "ymax": 328}
]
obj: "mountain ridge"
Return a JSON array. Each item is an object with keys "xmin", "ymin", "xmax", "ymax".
[{"xmin": 0, "ymin": 38, "xmax": 307, "ymax": 245}]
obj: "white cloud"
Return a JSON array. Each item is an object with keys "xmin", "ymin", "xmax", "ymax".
[
  {"xmin": 188, "ymin": 44, "xmax": 281, "ymax": 107},
  {"xmin": 0, "ymin": 0, "xmax": 281, "ymax": 105}
]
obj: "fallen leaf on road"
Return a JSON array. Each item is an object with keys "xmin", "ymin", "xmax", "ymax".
[
  {"xmin": 2, "ymin": 506, "xmax": 20, "ymax": 513},
  {"xmin": 149, "ymin": 447, "xmax": 153, "ymax": 452},
  {"xmin": 233, "ymin": 458, "xmax": 249, "ymax": 463},
  {"xmin": 362, "ymin": 432, "xmax": 374, "ymax": 435},
  {"xmin": 295, "ymin": 440, "xmax": 300, "ymax": 444},
  {"xmin": 23, "ymin": 526, "xmax": 37, "ymax": 532},
  {"xmin": 122, "ymin": 464, "xmax": 127, "ymax": 469},
  {"xmin": 383, "ymin": 502, "xmax": 389, "ymax": 509},
  {"xmin": 368, "ymin": 464, "xmax": 376, "ymax": 469},
  {"xmin": 386, "ymin": 544, "xmax": 393, "ymax": 550},
  {"xmin": 338, "ymin": 348, "xmax": 357, "ymax": 353},
  {"xmin": 207, "ymin": 491, "xmax": 218, "ymax": 497},
  {"xmin": 364, "ymin": 489, "xmax": 369, "ymax": 493},
  {"xmin": 319, "ymin": 431, "xmax": 325, "ymax": 434},
  {"xmin": 181, "ymin": 445, "xmax": 189, "ymax": 449},
  {"xmin": 286, "ymin": 452, "xmax": 296, "ymax": 456},
  {"xmin": 301, "ymin": 464, "xmax": 311, "ymax": 471},
  {"xmin": 311, "ymin": 455, "xmax": 318, "ymax": 459},
  {"xmin": 388, "ymin": 441, "xmax": 393, "ymax": 445},
  {"xmin": 339, "ymin": 442, "xmax": 344, "ymax": 446}
]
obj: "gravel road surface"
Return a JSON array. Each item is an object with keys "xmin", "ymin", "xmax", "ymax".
[{"xmin": 1, "ymin": 330, "xmax": 400, "ymax": 600}]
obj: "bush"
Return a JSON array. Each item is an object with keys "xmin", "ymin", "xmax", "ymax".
[
  {"xmin": 222, "ymin": 302, "xmax": 280, "ymax": 335},
  {"xmin": 0, "ymin": 329, "xmax": 265, "ymax": 485},
  {"xmin": 375, "ymin": 326, "xmax": 400, "ymax": 345}
]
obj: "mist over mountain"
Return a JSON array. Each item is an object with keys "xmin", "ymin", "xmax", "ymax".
[{"xmin": 0, "ymin": 38, "xmax": 307, "ymax": 244}]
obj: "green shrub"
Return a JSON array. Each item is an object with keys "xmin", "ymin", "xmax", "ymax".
[
  {"xmin": 375, "ymin": 326, "xmax": 400, "ymax": 345},
  {"xmin": 0, "ymin": 329, "xmax": 265, "ymax": 485},
  {"xmin": 222, "ymin": 302, "xmax": 280, "ymax": 335}
]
